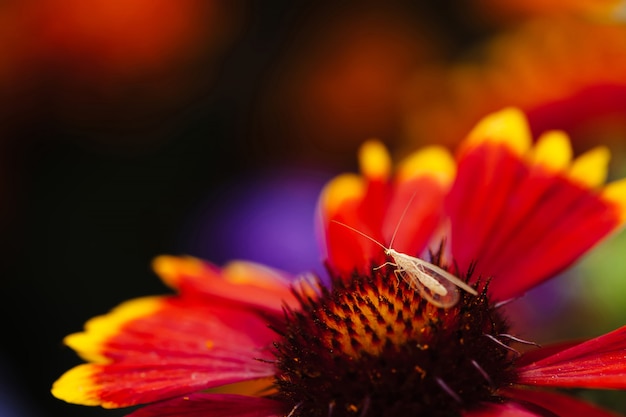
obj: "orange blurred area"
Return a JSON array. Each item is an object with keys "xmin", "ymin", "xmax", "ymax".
[
  {"xmin": 252, "ymin": 3, "xmax": 626, "ymax": 169},
  {"xmin": 402, "ymin": 16, "xmax": 626, "ymax": 157},
  {"xmin": 0, "ymin": 0, "xmax": 245, "ymax": 148},
  {"xmin": 254, "ymin": 3, "xmax": 442, "ymax": 165},
  {"xmin": 1, "ymin": 0, "xmax": 241, "ymax": 79},
  {"xmin": 470, "ymin": 0, "xmax": 624, "ymax": 24},
  {"xmin": 33, "ymin": 0, "xmax": 221, "ymax": 77}
]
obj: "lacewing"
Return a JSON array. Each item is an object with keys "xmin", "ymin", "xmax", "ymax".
[{"xmin": 332, "ymin": 220, "xmax": 477, "ymax": 308}]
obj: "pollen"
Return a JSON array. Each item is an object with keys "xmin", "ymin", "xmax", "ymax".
[{"xmin": 273, "ymin": 264, "xmax": 519, "ymax": 417}]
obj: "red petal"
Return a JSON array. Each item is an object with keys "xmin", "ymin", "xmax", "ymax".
[
  {"xmin": 81, "ymin": 298, "xmax": 277, "ymax": 363},
  {"xmin": 383, "ymin": 176, "xmax": 447, "ymax": 257},
  {"xmin": 320, "ymin": 140, "xmax": 456, "ymax": 277},
  {"xmin": 63, "ymin": 362, "xmax": 274, "ymax": 408},
  {"xmin": 462, "ymin": 401, "xmax": 550, "ymax": 417},
  {"xmin": 126, "ymin": 394, "xmax": 284, "ymax": 417},
  {"xmin": 515, "ymin": 340, "xmax": 582, "ymax": 368},
  {"xmin": 447, "ymin": 142, "xmax": 619, "ymax": 299},
  {"xmin": 517, "ymin": 325, "xmax": 626, "ymax": 389},
  {"xmin": 323, "ymin": 191, "xmax": 388, "ymax": 276},
  {"xmin": 322, "ymin": 176, "xmax": 448, "ymax": 277},
  {"xmin": 503, "ymin": 388, "xmax": 622, "ymax": 417},
  {"xmin": 53, "ymin": 298, "xmax": 276, "ymax": 408},
  {"xmin": 107, "ymin": 300, "xmax": 276, "ymax": 360},
  {"xmin": 153, "ymin": 256, "xmax": 298, "ymax": 313}
]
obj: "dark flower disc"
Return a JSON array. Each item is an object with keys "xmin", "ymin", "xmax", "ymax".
[{"xmin": 273, "ymin": 261, "xmax": 518, "ymax": 417}]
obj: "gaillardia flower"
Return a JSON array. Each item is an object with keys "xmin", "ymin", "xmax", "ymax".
[{"xmin": 53, "ymin": 108, "xmax": 626, "ymax": 416}]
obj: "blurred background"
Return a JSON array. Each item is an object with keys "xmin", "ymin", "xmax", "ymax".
[{"xmin": 2, "ymin": 1, "xmax": 626, "ymax": 416}]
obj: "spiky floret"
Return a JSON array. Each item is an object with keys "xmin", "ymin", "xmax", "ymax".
[{"xmin": 273, "ymin": 263, "xmax": 518, "ymax": 417}]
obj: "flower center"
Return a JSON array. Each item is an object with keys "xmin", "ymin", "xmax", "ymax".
[{"xmin": 272, "ymin": 265, "xmax": 518, "ymax": 417}]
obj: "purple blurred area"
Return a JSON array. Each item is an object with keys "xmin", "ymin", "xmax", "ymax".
[
  {"xmin": 0, "ymin": 358, "xmax": 41, "ymax": 417},
  {"xmin": 179, "ymin": 167, "xmax": 333, "ymax": 280}
]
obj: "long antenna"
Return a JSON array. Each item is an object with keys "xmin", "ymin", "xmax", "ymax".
[
  {"xmin": 388, "ymin": 190, "xmax": 418, "ymax": 248},
  {"xmin": 331, "ymin": 220, "xmax": 388, "ymax": 251}
]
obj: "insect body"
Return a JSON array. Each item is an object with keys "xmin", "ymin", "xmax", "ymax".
[{"xmin": 332, "ymin": 221, "xmax": 478, "ymax": 308}]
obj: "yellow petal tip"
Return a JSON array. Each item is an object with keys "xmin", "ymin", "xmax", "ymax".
[
  {"xmin": 51, "ymin": 364, "xmax": 102, "ymax": 406},
  {"xmin": 463, "ymin": 107, "xmax": 532, "ymax": 155},
  {"xmin": 152, "ymin": 255, "xmax": 204, "ymax": 289},
  {"xmin": 603, "ymin": 178, "xmax": 626, "ymax": 224},
  {"xmin": 530, "ymin": 130, "xmax": 573, "ymax": 171},
  {"xmin": 396, "ymin": 145, "xmax": 456, "ymax": 186},
  {"xmin": 65, "ymin": 296, "xmax": 163, "ymax": 363},
  {"xmin": 320, "ymin": 173, "xmax": 365, "ymax": 219},
  {"xmin": 223, "ymin": 260, "xmax": 286, "ymax": 287},
  {"xmin": 569, "ymin": 146, "xmax": 611, "ymax": 188},
  {"xmin": 358, "ymin": 140, "xmax": 391, "ymax": 180}
]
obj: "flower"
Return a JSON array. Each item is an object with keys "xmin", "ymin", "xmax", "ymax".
[{"xmin": 52, "ymin": 108, "xmax": 626, "ymax": 416}]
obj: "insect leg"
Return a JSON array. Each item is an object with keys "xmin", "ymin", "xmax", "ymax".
[{"xmin": 373, "ymin": 261, "xmax": 397, "ymax": 271}]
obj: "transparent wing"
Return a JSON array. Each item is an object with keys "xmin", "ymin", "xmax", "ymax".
[
  {"xmin": 393, "ymin": 259, "xmax": 460, "ymax": 308},
  {"xmin": 396, "ymin": 267, "xmax": 460, "ymax": 308},
  {"xmin": 414, "ymin": 259, "xmax": 478, "ymax": 296},
  {"xmin": 392, "ymin": 253, "xmax": 476, "ymax": 308}
]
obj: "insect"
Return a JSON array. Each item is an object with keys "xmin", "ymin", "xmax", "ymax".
[{"xmin": 332, "ymin": 210, "xmax": 477, "ymax": 308}]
